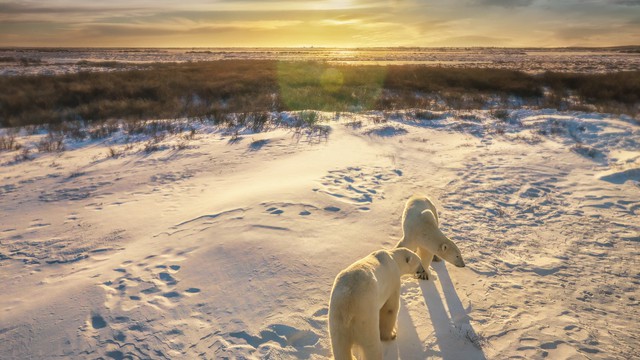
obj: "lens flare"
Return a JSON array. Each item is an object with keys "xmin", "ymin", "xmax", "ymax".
[{"xmin": 320, "ymin": 68, "xmax": 344, "ymax": 93}]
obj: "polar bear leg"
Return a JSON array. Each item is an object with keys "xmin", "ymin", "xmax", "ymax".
[
  {"xmin": 379, "ymin": 287, "xmax": 400, "ymax": 341},
  {"xmin": 359, "ymin": 334, "xmax": 383, "ymax": 360},
  {"xmin": 417, "ymin": 247, "xmax": 436, "ymax": 280},
  {"xmin": 330, "ymin": 327, "xmax": 355, "ymax": 360},
  {"xmin": 354, "ymin": 309, "xmax": 383, "ymax": 360}
]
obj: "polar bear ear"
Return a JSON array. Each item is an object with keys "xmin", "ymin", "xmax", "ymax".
[{"xmin": 440, "ymin": 243, "xmax": 449, "ymax": 252}]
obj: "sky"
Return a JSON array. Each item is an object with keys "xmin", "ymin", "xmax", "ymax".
[{"xmin": 0, "ymin": 0, "xmax": 639, "ymax": 47}]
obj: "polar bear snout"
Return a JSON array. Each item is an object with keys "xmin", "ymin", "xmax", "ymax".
[
  {"xmin": 453, "ymin": 254, "xmax": 465, "ymax": 268},
  {"xmin": 416, "ymin": 263, "xmax": 425, "ymax": 274}
]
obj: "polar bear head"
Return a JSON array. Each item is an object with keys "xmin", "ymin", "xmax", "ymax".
[
  {"xmin": 420, "ymin": 210, "xmax": 465, "ymax": 268},
  {"xmin": 391, "ymin": 247, "xmax": 425, "ymax": 275},
  {"xmin": 436, "ymin": 240, "xmax": 465, "ymax": 268}
]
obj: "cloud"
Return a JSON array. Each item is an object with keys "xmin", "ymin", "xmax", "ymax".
[
  {"xmin": 555, "ymin": 26, "xmax": 613, "ymax": 40},
  {"xmin": 0, "ymin": 0, "xmax": 639, "ymax": 47},
  {"xmin": 612, "ymin": 0, "xmax": 640, "ymax": 5},
  {"xmin": 426, "ymin": 34, "xmax": 515, "ymax": 47},
  {"xmin": 476, "ymin": 0, "xmax": 536, "ymax": 7},
  {"xmin": 550, "ymin": 21, "xmax": 640, "ymax": 46},
  {"xmin": 0, "ymin": 1, "xmax": 146, "ymax": 15}
]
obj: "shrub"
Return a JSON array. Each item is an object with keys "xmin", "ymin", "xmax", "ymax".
[
  {"xmin": 123, "ymin": 119, "xmax": 147, "ymax": 135},
  {"xmin": 299, "ymin": 110, "xmax": 320, "ymax": 126},
  {"xmin": 182, "ymin": 128, "xmax": 197, "ymax": 140},
  {"xmin": 0, "ymin": 134, "xmax": 21, "ymax": 151},
  {"xmin": 36, "ymin": 133, "xmax": 65, "ymax": 152},
  {"xmin": 107, "ymin": 147, "xmax": 121, "ymax": 158},
  {"xmin": 88, "ymin": 120, "xmax": 119, "ymax": 139},
  {"xmin": 13, "ymin": 148, "xmax": 32, "ymax": 163},
  {"xmin": 250, "ymin": 112, "xmax": 271, "ymax": 132},
  {"xmin": 415, "ymin": 111, "xmax": 440, "ymax": 121},
  {"xmin": 491, "ymin": 109, "xmax": 509, "ymax": 121}
]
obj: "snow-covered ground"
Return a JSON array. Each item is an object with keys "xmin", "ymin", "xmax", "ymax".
[
  {"xmin": 1, "ymin": 110, "xmax": 638, "ymax": 359},
  {"xmin": 1, "ymin": 47, "xmax": 639, "ymax": 76}
]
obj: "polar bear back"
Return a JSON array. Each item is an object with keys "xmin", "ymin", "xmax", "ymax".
[
  {"xmin": 331, "ymin": 250, "xmax": 401, "ymax": 310},
  {"xmin": 401, "ymin": 195, "xmax": 440, "ymax": 247},
  {"xmin": 329, "ymin": 248, "xmax": 422, "ymax": 359},
  {"xmin": 402, "ymin": 194, "xmax": 439, "ymax": 227}
]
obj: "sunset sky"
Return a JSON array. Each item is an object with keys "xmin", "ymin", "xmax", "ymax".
[{"xmin": 0, "ymin": 0, "xmax": 638, "ymax": 48}]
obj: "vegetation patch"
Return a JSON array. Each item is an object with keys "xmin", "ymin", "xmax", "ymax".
[{"xmin": 1, "ymin": 61, "xmax": 638, "ymax": 128}]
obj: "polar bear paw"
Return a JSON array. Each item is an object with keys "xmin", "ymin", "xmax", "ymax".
[
  {"xmin": 381, "ymin": 329, "xmax": 397, "ymax": 341},
  {"xmin": 416, "ymin": 268, "xmax": 437, "ymax": 281}
]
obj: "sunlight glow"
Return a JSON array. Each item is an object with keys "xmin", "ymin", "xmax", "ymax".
[{"xmin": 310, "ymin": 0, "xmax": 357, "ymax": 10}]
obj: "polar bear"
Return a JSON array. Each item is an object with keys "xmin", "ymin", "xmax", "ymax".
[
  {"xmin": 396, "ymin": 194, "xmax": 465, "ymax": 280},
  {"xmin": 329, "ymin": 248, "xmax": 423, "ymax": 360}
]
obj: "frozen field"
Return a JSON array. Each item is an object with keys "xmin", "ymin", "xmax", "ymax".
[
  {"xmin": 1, "ymin": 47, "xmax": 640, "ymax": 76},
  {"xmin": 1, "ymin": 109, "xmax": 638, "ymax": 359}
]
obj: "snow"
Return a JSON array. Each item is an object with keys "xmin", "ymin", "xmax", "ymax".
[
  {"xmin": 1, "ymin": 47, "xmax": 639, "ymax": 76},
  {"xmin": 1, "ymin": 110, "xmax": 639, "ymax": 359}
]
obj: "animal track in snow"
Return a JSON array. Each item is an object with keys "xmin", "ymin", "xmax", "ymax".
[
  {"xmin": 260, "ymin": 202, "xmax": 321, "ymax": 217},
  {"xmin": 229, "ymin": 324, "xmax": 320, "ymax": 349},
  {"xmin": 443, "ymin": 150, "xmax": 636, "ymax": 358},
  {"xmin": 3, "ymin": 227, "xmax": 124, "ymax": 265},
  {"xmin": 90, "ymin": 251, "xmax": 202, "ymax": 359},
  {"xmin": 101, "ymin": 256, "xmax": 198, "ymax": 313},
  {"xmin": 196, "ymin": 304, "xmax": 330, "ymax": 358},
  {"xmin": 223, "ymin": 316, "xmax": 327, "ymax": 358},
  {"xmin": 27, "ymin": 219, "xmax": 51, "ymax": 230},
  {"xmin": 102, "ymin": 250, "xmax": 200, "ymax": 311},
  {"xmin": 38, "ymin": 182, "xmax": 112, "ymax": 202},
  {"xmin": 314, "ymin": 166, "xmax": 402, "ymax": 207},
  {"xmin": 149, "ymin": 171, "xmax": 194, "ymax": 185}
]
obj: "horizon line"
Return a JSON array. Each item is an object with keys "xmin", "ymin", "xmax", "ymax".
[{"xmin": 1, "ymin": 45, "xmax": 639, "ymax": 50}]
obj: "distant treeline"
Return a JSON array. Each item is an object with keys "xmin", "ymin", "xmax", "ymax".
[{"xmin": 0, "ymin": 60, "xmax": 638, "ymax": 127}]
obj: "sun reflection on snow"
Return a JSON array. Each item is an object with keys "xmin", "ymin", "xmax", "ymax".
[{"xmin": 327, "ymin": 49, "xmax": 361, "ymax": 59}]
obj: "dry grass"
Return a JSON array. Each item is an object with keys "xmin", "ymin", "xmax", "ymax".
[
  {"xmin": 0, "ymin": 60, "xmax": 279, "ymax": 127},
  {"xmin": 414, "ymin": 110, "xmax": 441, "ymax": 121},
  {"xmin": 383, "ymin": 66, "xmax": 542, "ymax": 98},
  {"xmin": 13, "ymin": 148, "xmax": 32, "ymax": 163},
  {"xmin": 541, "ymin": 71, "xmax": 640, "ymax": 107},
  {"xmin": 0, "ymin": 61, "xmax": 638, "ymax": 128},
  {"xmin": 0, "ymin": 134, "xmax": 22, "ymax": 151}
]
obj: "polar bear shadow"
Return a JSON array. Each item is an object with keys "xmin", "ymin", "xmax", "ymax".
[
  {"xmin": 420, "ymin": 261, "xmax": 487, "ymax": 360},
  {"xmin": 381, "ymin": 262, "xmax": 485, "ymax": 359},
  {"xmin": 382, "ymin": 298, "xmax": 436, "ymax": 360},
  {"xmin": 383, "ymin": 261, "xmax": 486, "ymax": 359}
]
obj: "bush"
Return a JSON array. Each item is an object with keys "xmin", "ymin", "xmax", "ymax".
[
  {"xmin": 13, "ymin": 148, "xmax": 32, "ymax": 163},
  {"xmin": 415, "ymin": 110, "xmax": 440, "ymax": 121},
  {"xmin": 36, "ymin": 133, "xmax": 65, "ymax": 152},
  {"xmin": 299, "ymin": 111, "xmax": 320, "ymax": 126},
  {"xmin": 249, "ymin": 112, "xmax": 271, "ymax": 132},
  {"xmin": 0, "ymin": 134, "xmax": 21, "ymax": 151},
  {"xmin": 491, "ymin": 109, "xmax": 509, "ymax": 121}
]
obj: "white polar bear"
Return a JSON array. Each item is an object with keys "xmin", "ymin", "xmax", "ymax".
[
  {"xmin": 396, "ymin": 194, "xmax": 465, "ymax": 280},
  {"xmin": 329, "ymin": 248, "xmax": 423, "ymax": 360}
]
